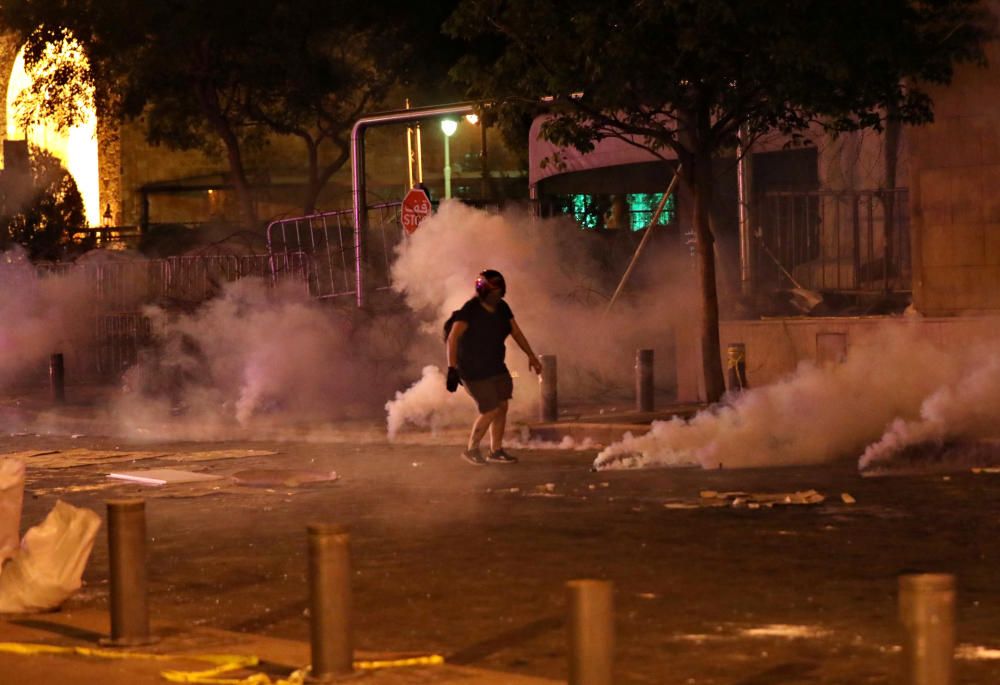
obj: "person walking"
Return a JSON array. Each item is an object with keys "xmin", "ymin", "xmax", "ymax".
[{"xmin": 445, "ymin": 269, "xmax": 542, "ymax": 465}]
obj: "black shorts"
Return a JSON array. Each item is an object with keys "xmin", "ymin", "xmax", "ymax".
[{"xmin": 463, "ymin": 372, "xmax": 514, "ymax": 413}]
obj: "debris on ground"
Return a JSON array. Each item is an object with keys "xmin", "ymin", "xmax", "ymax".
[
  {"xmin": 698, "ymin": 490, "xmax": 826, "ymax": 508},
  {"xmin": 108, "ymin": 468, "xmax": 225, "ymax": 486},
  {"xmin": 231, "ymin": 469, "xmax": 337, "ymax": 487},
  {"xmin": 17, "ymin": 449, "xmax": 169, "ymax": 470},
  {"xmin": 0, "ymin": 500, "xmax": 101, "ymax": 613},
  {"xmin": 162, "ymin": 449, "xmax": 278, "ymax": 463},
  {"xmin": 841, "ymin": 493, "xmax": 857, "ymax": 504},
  {"xmin": 30, "ymin": 483, "xmax": 120, "ymax": 498}
]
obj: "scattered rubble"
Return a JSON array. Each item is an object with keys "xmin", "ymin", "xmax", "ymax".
[{"xmin": 231, "ymin": 469, "xmax": 338, "ymax": 487}]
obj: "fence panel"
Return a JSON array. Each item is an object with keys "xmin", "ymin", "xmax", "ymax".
[
  {"xmin": 266, "ymin": 203, "xmax": 403, "ymax": 299},
  {"xmin": 753, "ymin": 189, "xmax": 910, "ymax": 294}
]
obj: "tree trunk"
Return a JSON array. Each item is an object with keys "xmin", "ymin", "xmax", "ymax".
[
  {"xmin": 196, "ymin": 83, "xmax": 257, "ymax": 227},
  {"xmin": 302, "ymin": 138, "xmax": 321, "ymax": 215},
  {"xmin": 689, "ymin": 148, "xmax": 727, "ymax": 403}
]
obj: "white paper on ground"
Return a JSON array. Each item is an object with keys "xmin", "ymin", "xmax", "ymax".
[
  {"xmin": 0, "ymin": 500, "xmax": 101, "ymax": 613},
  {"xmin": 107, "ymin": 468, "xmax": 224, "ymax": 486}
]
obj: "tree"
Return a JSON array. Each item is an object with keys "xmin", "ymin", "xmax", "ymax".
[
  {"xmin": 447, "ymin": 0, "xmax": 994, "ymax": 402},
  {"xmin": 1, "ymin": 1, "xmax": 456, "ymax": 223},
  {"xmin": 0, "ymin": 147, "xmax": 88, "ymax": 260}
]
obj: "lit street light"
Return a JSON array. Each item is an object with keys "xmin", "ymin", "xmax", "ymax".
[{"xmin": 441, "ymin": 118, "xmax": 458, "ymax": 199}]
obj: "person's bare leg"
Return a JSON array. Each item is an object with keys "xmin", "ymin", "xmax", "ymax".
[
  {"xmin": 468, "ymin": 409, "xmax": 496, "ymax": 450},
  {"xmin": 489, "ymin": 401, "xmax": 509, "ymax": 452}
]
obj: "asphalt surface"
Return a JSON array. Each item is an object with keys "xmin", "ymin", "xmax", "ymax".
[{"xmin": 1, "ymin": 403, "xmax": 999, "ymax": 684}]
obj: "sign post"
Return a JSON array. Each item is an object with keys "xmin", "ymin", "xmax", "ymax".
[{"xmin": 400, "ymin": 187, "xmax": 432, "ymax": 234}]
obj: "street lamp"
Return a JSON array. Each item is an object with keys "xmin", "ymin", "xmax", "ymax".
[{"xmin": 441, "ymin": 118, "xmax": 458, "ymax": 199}]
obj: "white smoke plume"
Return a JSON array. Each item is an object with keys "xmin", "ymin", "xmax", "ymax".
[
  {"xmin": 0, "ymin": 248, "xmax": 92, "ymax": 388},
  {"xmin": 593, "ymin": 325, "xmax": 979, "ymax": 470},
  {"xmin": 386, "ymin": 201, "xmax": 693, "ymax": 436},
  {"xmin": 385, "ymin": 365, "xmax": 470, "ymax": 439},
  {"xmin": 114, "ymin": 278, "xmax": 386, "ymax": 439},
  {"xmin": 860, "ymin": 350, "xmax": 1000, "ymax": 470}
]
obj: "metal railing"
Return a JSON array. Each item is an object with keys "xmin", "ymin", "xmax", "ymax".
[
  {"xmin": 37, "ymin": 254, "xmax": 300, "ymax": 312},
  {"xmin": 21, "ymin": 252, "xmax": 301, "ymax": 381},
  {"xmin": 265, "ymin": 202, "xmax": 403, "ymax": 299},
  {"xmin": 753, "ymin": 188, "xmax": 910, "ymax": 293}
]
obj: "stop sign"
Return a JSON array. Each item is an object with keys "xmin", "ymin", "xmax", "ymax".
[{"xmin": 400, "ymin": 187, "xmax": 432, "ymax": 234}]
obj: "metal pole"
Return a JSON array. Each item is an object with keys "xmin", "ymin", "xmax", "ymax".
[
  {"xmin": 540, "ymin": 354, "xmax": 558, "ymax": 422},
  {"xmin": 899, "ymin": 574, "xmax": 956, "ymax": 685},
  {"xmin": 567, "ymin": 580, "xmax": 614, "ymax": 685},
  {"xmin": 351, "ymin": 103, "xmax": 477, "ymax": 309},
  {"xmin": 308, "ymin": 523, "xmax": 353, "ymax": 680},
  {"xmin": 737, "ymin": 128, "xmax": 753, "ymax": 295},
  {"xmin": 605, "ymin": 168, "xmax": 681, "ymax": 314},
  {"xmin": 635, "ymin": 349, "xmax": 654, "ymax": 412},
  {"xmin": 49, "ymin": 353, "xmax": 65, "ymax": 404},
  {"xmin": 103, "ymin": 499, "xmax": 153, "ymax": 646},
  {"xmin": 444, "ymin": 134, "xmax": 452, "ymax": 200}
]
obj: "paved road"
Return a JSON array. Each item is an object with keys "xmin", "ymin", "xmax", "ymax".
[{"xmin": 3, "ymin": 422, "xmax": 999, "ymax": 684}]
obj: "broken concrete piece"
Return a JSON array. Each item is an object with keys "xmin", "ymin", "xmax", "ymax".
[
  {"xmin": 231, "ymin": 469, "xmax": 337, "ymax": 487},
  {"xmin": 108, "ymin": 469, "xmax": 224, "ymax": 486}
]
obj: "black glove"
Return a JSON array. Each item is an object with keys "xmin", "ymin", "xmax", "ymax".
[{"xmin": 446, "ymin": 367, "xmax": 462, "ymax": 393}]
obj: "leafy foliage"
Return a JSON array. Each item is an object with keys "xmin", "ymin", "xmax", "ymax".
[
  {"xmin": 1, "ymin": 147, "xmax": 88, "ymax": 260},
  {"xmin": 1, "ymin": 0, "xmax": 465, "ymax": 219},
  {"xmin": 446, "ymin": 0, "xmax": 995, "ymax": 402}
]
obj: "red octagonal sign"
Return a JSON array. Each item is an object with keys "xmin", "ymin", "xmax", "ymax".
[{"xmin": 400, "ymin": 187, "xmax": 432, "ymax": 235}]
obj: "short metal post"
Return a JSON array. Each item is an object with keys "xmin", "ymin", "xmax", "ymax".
[
  {"xmin": 726, "ymin": 343, "xmax": 747, "ymax": 392},
  {"xmin": 899, "ymin": 574, "xmax": 956, "ymax": 685},
  {"xmin": 308, "ymin": 524, "xmax": 353, "ymax": 680},
  {"xmin": 567, "ymin": 579, "xmax": 614, "ymax": 685},
  {"xmin": 103, "ymin": 499, "xmax": 153, "ymax": 646},
  {"xmin": 635, "ymin": 349, "xmax": 654, "ymax": 412},
  {"xmin": 49, "ymin": 353, "xmax": 65, "ymax": 404},
  {"xmin": 540, "ymin": 354, "xmax": 558, "ymax": 422}
]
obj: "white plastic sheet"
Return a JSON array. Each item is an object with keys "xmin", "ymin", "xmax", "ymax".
[
  {"xmin": 0, "ymin": 500, "xmax": 101, "ymax": 613},
  {"xmin": 0, "ymin": 458, "xmax": 25, "ymax": 563}
]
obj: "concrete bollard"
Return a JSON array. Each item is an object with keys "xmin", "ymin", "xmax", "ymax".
[
  {"xmin": 308, "ymin": 523, "xmax": 353, "ymax": 680},
  {"xmin": 635, "ymin": 349, "xmax": 654, "ymax": 412},
  {"xmin": 103, "ymin": 499, "xmax": 153, "ymax": 646},
  {"xmin": 726, "ymin": 343, "xmax": 747, "ymax": 392},
  {"xmin": 899, "ymin": 574, "xmax": 956, "ymax": 685},
  {"xmin": 567, "ymin": 579, "xmax": 614, "ymax": 685},
  {"xmin": 49, "ymin": 353, "xmax": 65, "ymax": 404},
  {"xmin": 540, "ymin": 354, "xmax": 558, "ymax": 422}
]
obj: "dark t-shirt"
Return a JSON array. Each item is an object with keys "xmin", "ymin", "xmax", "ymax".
[{"xmin": 454, "ymin": 297, "xmax": 514, "ymax": 381}]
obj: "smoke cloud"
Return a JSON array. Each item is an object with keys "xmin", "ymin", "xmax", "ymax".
[
  {"xmin": 386, "ymin": 201, "xmax": 694, "ymax": 436},
  {"xmin": 0, "ymin": 248, "xmax": 92, "ymax": 388},
  {"xmin": 594, "ymin": 325, "xmax": 1000, "ymax": 471},
  {"xmin": 113, "ymin": 278, "xmax": 390, "ymax": 440}
]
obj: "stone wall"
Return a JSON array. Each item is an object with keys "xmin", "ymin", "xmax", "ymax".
[{"xmin": 909, "ymin": 40, "xmax": 1000, "ymax": 315}]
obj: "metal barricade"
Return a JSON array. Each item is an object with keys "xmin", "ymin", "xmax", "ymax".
[{"xmin": 266, "ymin": 203, "xmax": 403, "ymax": 299}]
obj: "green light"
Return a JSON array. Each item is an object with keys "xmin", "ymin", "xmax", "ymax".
[{"xmin": 626, "ymin": 193, "xmax": 675, "ymax": 230}]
